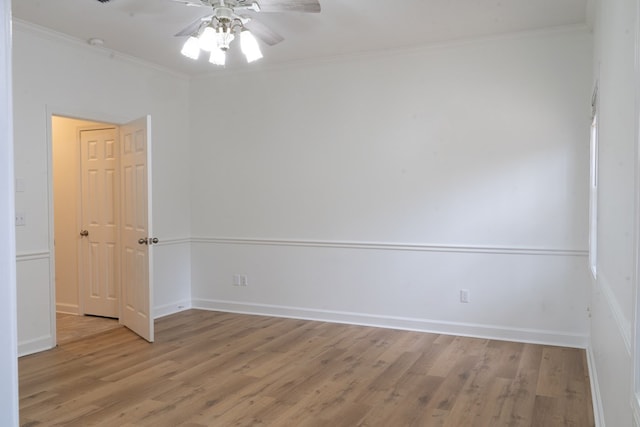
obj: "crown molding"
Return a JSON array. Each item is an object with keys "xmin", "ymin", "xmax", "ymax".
[{"xmin": 12, "ymin": 19, "xmax": 191, "ymax": 80}]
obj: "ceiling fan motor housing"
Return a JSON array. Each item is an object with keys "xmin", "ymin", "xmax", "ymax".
[
  {"xmin": 206, "ymin": 0, "xmax": 248, "ymax": 7},
  {"xmin": 214, "ymin": 7, "xmax": 235, "ymax": 21}
]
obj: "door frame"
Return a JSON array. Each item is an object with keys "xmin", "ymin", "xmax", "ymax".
[
  {"xmin": 46, "ymin": 105, "xmax": 152, "ymax": 347},
  {"xmin": 1, "ymin": 0, "xmax": 19, "ymax": 421}
]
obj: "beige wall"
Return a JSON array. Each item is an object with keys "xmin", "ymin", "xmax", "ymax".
[{"xmin": 52, "ymin": 116, "xmax": 113, "ymax": 314}]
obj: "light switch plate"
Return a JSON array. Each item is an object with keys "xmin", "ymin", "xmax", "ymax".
[
  {"xmin": 15, "ymin": 212, "xmax": 26, "ymax": 226},
  {"xmin": 15, "ymin": 178, "xmax": 25, "ymax": 192}
]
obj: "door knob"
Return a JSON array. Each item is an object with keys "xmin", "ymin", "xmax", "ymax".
[
  {"xmin": 80, "ymin": 230, "xmax": 89, "ymax": 237},
  {"xmin": 150, "ymin": 237, "xmax": 159, "ymax": 244},
  {"xmin": 138, "ymin": 237, "xmax": 148, "ymax": 245}
]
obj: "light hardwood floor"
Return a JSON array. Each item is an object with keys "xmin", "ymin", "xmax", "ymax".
[
  {"xmin": 56, "ymin": 313, "xmax": 122, "ymax": 345},
  {"xmin": 20, "ymin": 309, "xmax": 594, "ymax": 426}
]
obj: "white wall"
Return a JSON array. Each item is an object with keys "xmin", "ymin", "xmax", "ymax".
[
  {"xmin": 189, "ymin": 29, "xmax": 593, "ymax": 346},
  {"xmin": 589, "ymin": 0, "xmax": 639, "ymax": 425},
  {"xmin": 13, "ymin": 22, "xmax": 192, "ymax": 355},
  {"xmin": 1, "ymin": 0, "xmax": 20, "ymax": 424}
]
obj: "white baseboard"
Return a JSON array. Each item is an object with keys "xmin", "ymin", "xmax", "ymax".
[
  {"xmin": 191, "ymin": 298, "xmax": 588, "ymax": 348},
  {"xmin": 154, "ymin": 300, "xmax": 192, "ymax": 319},
  {"xmin": 56, "ymin": 303, "xmax": 79, "ymax": 315},
  {"xmin": 18, "ymin": 335, "xmax": 55, "ymax": 357},
  {"xmin": 586, "ymin": 345, "xmax": 606, "ymax": 427}
]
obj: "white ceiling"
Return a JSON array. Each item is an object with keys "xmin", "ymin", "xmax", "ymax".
[{"xmin": 12, "ymin": 0, "xmax": 590, "ymax": 75}]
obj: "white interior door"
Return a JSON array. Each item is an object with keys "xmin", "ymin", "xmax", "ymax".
[
  {"xmin": 80, "ymin": 128, "xmax": 119, "ymax": 318},
  {"xmin": 120, "ymin": 116, "xmax": 154, "ymax": 342}
]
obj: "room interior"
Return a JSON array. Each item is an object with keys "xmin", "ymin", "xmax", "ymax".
[{"xmin": 0, "ymin": 0, "xmax": 639, "ymax": 425}]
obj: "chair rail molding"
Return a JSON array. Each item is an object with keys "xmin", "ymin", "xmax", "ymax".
[{"xmin": 190, "ymin": 236, "xmax": 588, "ymax": 257}]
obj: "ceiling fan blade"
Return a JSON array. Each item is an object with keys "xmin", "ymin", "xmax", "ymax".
[
  {"xmin": 256, "ymin": 0, "xmax": 321, "ymax": 13},
  {"xmin": 174, "ymin": 15, "xmax": 212, "ymax": 37},
  {"xmin": 243, "ymin": 18, "xmax": 285, "ymax": 46},
  {"xmin": 169, "ymin": 0, "xmax": 208, "ymax": 7}
]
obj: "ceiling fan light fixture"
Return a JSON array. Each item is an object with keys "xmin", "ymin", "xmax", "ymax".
[
  {"xmin": 198, "ymin": 26, "xmax": 216, "ymax": 52},
  {"xmin": 209, "ymin": 48, "xmax": 226, "ymax": 66},
  {"xmin": 180, "ymin": 36, "xmax": 201, "ymax": 60},
  {"xmin": 240, "ymin": 29, "xmax": 263, "ymax": 63},
  {"xmin": 176, "ymin": 0, "xmax": 310, "ymax": 66},
  {"xmin": 215, "ymin": 24, "xmax": 235, "ymax": 50}
]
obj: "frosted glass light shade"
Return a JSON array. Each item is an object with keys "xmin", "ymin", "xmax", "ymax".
[
  {"xmin": 209, "ymin": 48, "xmax": 226, "ymax": 66},
  {"xmin": 240, "ymin": 30, "xmax": 262, "ymax": 63},
  {"xmin": 198, "ymin": 26, "xmax": 216, "ymax": 52},
  {"xmin": 180, "ymin": 36, "xmax": 200, "ymax": 60}
]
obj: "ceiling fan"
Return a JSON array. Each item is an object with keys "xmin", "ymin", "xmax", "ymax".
[
  {"xmin": 172, "ymin": 0, "xmax": 321, "ymax": 65},
  {"xmin": 95, "ymin": 0, "xmax": 320, "ymax": 65}
]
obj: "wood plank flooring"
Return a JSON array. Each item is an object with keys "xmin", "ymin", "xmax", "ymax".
[
  {"xmin": 20, "ymin": 309, "xmax": 595, "ymax": 426},
  {"xmin": 56, "ymin": 313, "xmax": 122, "ymax": 345}
]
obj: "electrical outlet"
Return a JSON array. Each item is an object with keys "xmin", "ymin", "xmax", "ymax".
[
  {"xmin": 460, "ymin": 289, "xmax": 470, "ymax": 303},
  {"xmin": 233, "ymin": 274, "xmax": 248, "ymax": 286},
  {"xmin": 15, "ymin": 212, "xmax": 26, "ymax": 226}
]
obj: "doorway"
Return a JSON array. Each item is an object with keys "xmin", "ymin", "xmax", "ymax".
[
  {"xmin": 53, "ymin": 118, "xmax": 119, "ymax": 342},
  {"xmin": 51, "ymin": 114, "xmax": 154, "ymax": 344}
]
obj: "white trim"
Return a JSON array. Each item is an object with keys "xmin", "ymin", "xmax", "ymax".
[
  {"xmin": 55, "ymin": 303, "xmax": 79, "ymax": 315},
  {"xmin": 589, "ymin": 99, "xmax": 599, "ymax": 280},
  {"xmin": 16, "ymin": 251, "xmax": 50, "ymax": 262},
  {"xmin": 15, "ymin": 238, "xmax": 586, "ymax": 258},
  {"xmin": 192, "ymin": 299, "xmax": 589, "ymax": 348},
  {"xmin": 633, "ymin": 0, "xmax": 640, "ymax": 418},
  {"xmin": 145, "ymin": 115, "xmax": 155, "ymax": 342},
  {"xmin": 154, "ymin": 237, "xmax": 191, "ymax": 247},
  {"xmin": 191, "ymin": 236, "xmax": 588, "ymax": 257},
  {"xmin": 598, "ymin": 272, "xmax": 633, "ymax": 354},
  {"xmin": 632, "ymin": 392, "xmax": 640, "ymax": 427},
  {"xmin": 12, "ymin": 19, "xmax": 190, "ymax": 80},
  {"xmin": 45, "ymin": 109, "xmax": 58, "ymax": 353},
  {"xmin": 154, "ymin": 300, "xmax": 192, "ymax": 319},
  {"xmin": 18, "ymin": 335, "xmax": 55, "ymax": 357},
  {"xmin": 0, "ymin": 0, "xmax": 19, "ymax": 423},
  {"xmin": 632, "ymin": 0, "xmax": 640, "ymax": 420},
  {"xmin": 198, "ymin": 23, "xmax": 590, "ymax": 78},
  {"xmin": 48, "ymin": 105, "xmax": 130, "ymax": 129},
  {"xmin": 587, "ymin": 345, "xmax": 606, "ymax": 427}
]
